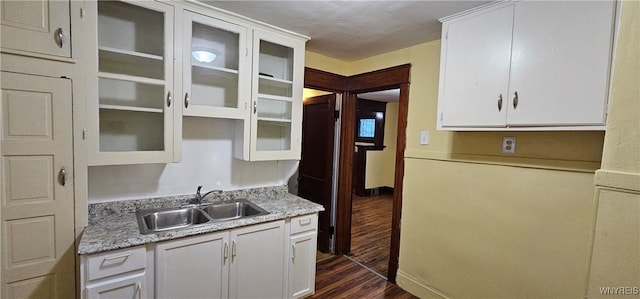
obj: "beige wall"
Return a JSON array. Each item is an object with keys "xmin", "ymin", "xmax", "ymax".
[
  {"xmin": 588, "ymin": 1, "xmax": 640, "ymax": 297},
  {"xmin": 365, "ymin": 102, "xmax": 398, "ymax": 189},
  {"xmin": 302, "ymin": 3, "xmax": 640, "ymax": 297}
]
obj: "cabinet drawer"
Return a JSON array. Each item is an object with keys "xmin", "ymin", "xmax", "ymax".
[
  {"xmin": 290, "ymin": 214, "xmax": 317, "ymax": 235},
  {"xmin": 86, "ymin": 246, "xmax": 146, "ymax": 281}
]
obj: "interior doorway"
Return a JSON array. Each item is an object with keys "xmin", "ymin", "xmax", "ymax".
[
  {"xmin": 347, "ymin": 89, "xmax": 400, "ymax": 278},
  {"xmin": 301, "ymin": 65, "xmax": 410, "ymax": 282}
]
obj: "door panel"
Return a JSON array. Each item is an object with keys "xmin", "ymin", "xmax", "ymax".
[
  {"xmin": 1, "ymin": 72, "xmax": 75, "ymax": 298},
  {"xmin": 298, "ymin": 94, "xmax": 336, "ymax": 252}
]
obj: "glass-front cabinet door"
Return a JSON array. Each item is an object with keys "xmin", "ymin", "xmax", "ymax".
[
  {"xmin": 182, "ymin": 11, "xmax": 249, "ymax": 119},
  {"xmin": 88, "ymin": 0, "xmax": 175, "ymax": 165},
  {"xmin": 249, "ymin": 29, "xmax": 304, "ymax": 161}
]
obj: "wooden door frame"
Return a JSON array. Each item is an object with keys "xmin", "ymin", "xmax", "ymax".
[{"xmin": 304, "ymin": 64, "xmax": 410, "ymax": 282}]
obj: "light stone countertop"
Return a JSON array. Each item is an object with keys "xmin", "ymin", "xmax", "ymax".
[{"xmin": 78, "ymin": 186, "xmax": 324, "ymax": 255}]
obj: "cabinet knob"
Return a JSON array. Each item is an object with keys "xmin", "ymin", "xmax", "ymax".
[
  {"xmin": 253, "ymin": 101, "xmax": 257, "ymax": 114},
  {"xmin": 497, "ymin": 94, "xmax": 503, "ymax": 111},
  {"xmin": 512, "ymin": 91, "xmax": 519, "ymax": 109},
  {"xmin": 167, "ymin": 91, "xmax": 172, "ymax": 107},
  {"xmin": 184, "ymin": 93, "xmax": 190, "ymax": 108}
]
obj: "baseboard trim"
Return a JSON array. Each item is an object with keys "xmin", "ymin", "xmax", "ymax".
[{"xmin": 396, "ymin": 270, "xmax": 450, "ymax": 299}]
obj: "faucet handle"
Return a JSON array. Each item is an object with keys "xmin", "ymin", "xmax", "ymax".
[{"xmin": 196, "ymin": 185, "xmax": 203, "ymax": 194}]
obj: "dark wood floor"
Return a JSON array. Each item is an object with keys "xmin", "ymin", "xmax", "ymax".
[
  {"xmin": 310, "ymin": 256, "xmax": 417, "ymax": 299},
  {"xmin": 349, "ymin": 193, "xmax": 393, "ymax": 277}
]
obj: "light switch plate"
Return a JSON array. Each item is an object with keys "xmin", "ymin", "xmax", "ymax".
[{"xmin": 420, "ymin": 131, "xmax": 429, "ymax": 145}]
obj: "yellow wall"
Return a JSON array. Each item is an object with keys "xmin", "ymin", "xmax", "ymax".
[
  {"xmin": 365, "ymin": 102, "xmax": 398, "ymax": 189},
  {"xmin": 588, "ymin": 1, "xmax": 640, "ymax": 297},
  {"xmin": 303, "ymin": 3, "xmax": 636, "ymax": 297}
]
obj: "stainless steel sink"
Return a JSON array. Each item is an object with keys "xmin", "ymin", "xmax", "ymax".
[
  {"xmin": 136, "ymin": 199, "xmax": 269, "ymax": 234},
  {"xmin": 200, "ymin": 199, "xmax": 269, "ymax": 221},
  {"xmin": 137, "ymin": 207, "xmax": 212, "ymax": 234}
]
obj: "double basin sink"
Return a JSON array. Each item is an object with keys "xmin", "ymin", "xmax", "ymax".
[{"xmin": 136, "ymin": 199, "xmax": 269, "ymax": 234}]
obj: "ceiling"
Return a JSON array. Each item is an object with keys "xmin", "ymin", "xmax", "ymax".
[{"xmin": 201, "ymin": 1, "xmax": 490, "ymax": 61}]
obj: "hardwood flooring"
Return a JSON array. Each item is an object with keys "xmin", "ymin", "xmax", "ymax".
[
  {"xmin": 310, "ymin": 256, "xmax": 417, "ymax": 299},
  {"xmin": 349, "ymin": 193, "xmax": 393, "ymax": 277}
]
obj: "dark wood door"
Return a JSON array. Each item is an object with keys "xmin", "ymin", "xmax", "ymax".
[{"xmin": 298, "ymin": 94, "xmax": 336, "ymax": 252}]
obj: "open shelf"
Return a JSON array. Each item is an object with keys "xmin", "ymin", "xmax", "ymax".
[
  {"xmin": 192, "ymin": 61, "xmax": 239, "ymax": 74},
  {"xmin": 258, "ymin": 75, "xmax": 293, "ymax": 85},
  {"xmin": 99, "ymin": 46, "xmax": 163, "ymax": 60},
  {"xmin": 99, "ymin": 104, "xmax": 163, "ymax": 113},
  {"xmin": 257, "ymin": 117, "xmax": 292, "ymax": 125},
  {"xmin": 98, "ymin": 72, "xmax": 165, "ymax": 86}
]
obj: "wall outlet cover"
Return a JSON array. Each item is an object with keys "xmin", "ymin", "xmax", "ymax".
[{"xmin": 502, "ymin": 137, "xmax": 516, "ymax": 154}]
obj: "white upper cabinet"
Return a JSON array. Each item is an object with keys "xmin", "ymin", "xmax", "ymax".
[
  {"xmin": 439, "ymin": 5, "xmax": 514, "ymax": 128},
  {"xmin": 438, "ymin": 0, "xmax": 616, "ymax": 130},
  {"xmin": 87, "ymin": 0, "xmax": 176, "ymax": 165},
  {"xmin": 0, "ymin": 0, "xmax": 71, "ymax": 58},
  {"xmin": 238, "ymin": 29, "xmax": 304, "ymax": 161},
  {"xmin": 182, "ymin": 10, "xmax": 250, "ymax": 119}
]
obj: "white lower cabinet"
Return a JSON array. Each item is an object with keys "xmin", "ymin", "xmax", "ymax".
[
  {"xmin": 81, "ymin": 216, "xmax": 318, "ymax": 299},
  {"xmin": 156, "ymin": 232, "xmax": 229, "ymax": 299},
  {"xmin": 81, "ymin": 246, "xmax": 151, "ymax": 299},
  {"xmin": 288, "ymin": 214, "xmax": 318, "ymax": 298},
  {"xmin": 155, "ymin": 220, "xmax": 286, "ymax": 299}
]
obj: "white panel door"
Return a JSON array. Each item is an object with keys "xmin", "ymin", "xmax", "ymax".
[
  {"xmin": 0, "ymin": 0, "xmax": 71, "ymax": 57},
  {"xmin": 507, "ymin": 1, "xmax": 615, "ymax": 126},
  {"xmin": 288, "ymin": 232, "xmax": 317, "ymax": 298},
  {"xmin": 229, "ymin": 220, "xmax": 285, "ymax": 299},
  {"xmin": 1, "ymin": 72, "xmax": 75, "ymax": 298},
  {"xmin": 156, "ymin": 232, "xmax": 229, "ymax": 299},
  {"xmin": 439, "ymin": 5, "xmax": 514, "ymax": 128}
]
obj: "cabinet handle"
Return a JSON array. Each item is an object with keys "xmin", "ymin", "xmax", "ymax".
[
  {"xmin": 167, "ymin": 91, "xmax": 172, "ymax": 107},
  {"xmin": 231, "ymin": 240, "xmax": 237, "ymax": 259},
  {"xmin": 497, "ymin": 94, "xmax": 503, "ymax": 111},
  {"xmin": 136, "ymin": 282, "xmax": 142, "ymax": 299},
  {"xmin": 59, "ymin": 167, "xmax": 67, "ymax": 186},
  {"xmin": 224, "ymin": 241, "xmax": 229, "ymax": 262},
  {"xmin": 253, "ymin": 101, "xmax": 257, "ymax": 114},
  {"xmin": 298, "ymin": 218, "xmax": 312, "ymax": 226},
  {"xmin": 55, "ymin": 28, "xmax": 65, "ymax": 48},
  {"xmin": 104, "ymin": 251, "xmax": 131, "ymax": 261},
  {"xmin": 512, "ymin": 91, "xmax": 519, "ymax": 109},
  {"xmin": 291, "ymin": 244, "xmax": 296, "ymax": 260},
  {"xmin": 184, "ymin": 92, "xmax": 190, "ymax": 108}
]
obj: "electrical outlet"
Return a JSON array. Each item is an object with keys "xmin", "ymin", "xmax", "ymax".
[
  {"xmin": 420, "ymin": 131, "xmax": 429, "ymax": 145},
  {"xmin": 502, "ymin": 137, "xmax": 516, "ymax": 154}
]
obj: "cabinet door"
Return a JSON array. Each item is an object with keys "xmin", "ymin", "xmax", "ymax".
[
  {"xmin": 507, "ymin": 1, "xmax": 615, "ymax": 126},
  {"xmin": 86, "ymin": 275, "xmax": 146, "ymax": 299},
  {"xmin": 246, "ymin": 29, "xmax": 304, "ymax": 161},
  {"xmin": 439, "ymin": 5, "xmax": 514, "ymax": 128},
  {"xmin": 156, "ymin": 232, "xmax": 229, "ymax": 299},
  {"xmin": 288, "ymin": 232, "xmax": 317, "ymax": 298},
  {"xmin": 0, "ymin": 0, "xmax": 71, "ymax": 58},
  {"xmin": 87, "ymin": 0, "xmax": 176, "ymax": 165},
  {"xmin": 182, "ymin": 11, "xmax": 250, "ymax": 119},
  {"xmin": 1, "ymin": 72, "xmax": 75, "ymax": 299},
  {"xmin": 229, "ymin": 220, "xmax": 286, "ymax": 298}
]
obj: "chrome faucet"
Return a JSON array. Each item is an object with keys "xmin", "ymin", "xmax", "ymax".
[{"xmin": 194, "ymin": 185, "xmax": 222, "ymax": 205}]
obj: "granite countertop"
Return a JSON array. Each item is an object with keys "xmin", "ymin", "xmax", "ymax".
[{"xmin": 78, "ymin": 186, "xmax": 324, "ymax": 255}]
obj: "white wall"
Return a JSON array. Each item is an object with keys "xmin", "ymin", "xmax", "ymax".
[{"xmin": 88, "ymin": 117, "xmax": 298, "ymax": 203}]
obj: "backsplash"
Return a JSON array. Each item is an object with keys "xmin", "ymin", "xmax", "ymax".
[
  {"xmin": 88, "ymin": 185, "xmax": 289, "ymax": 216},
  {"xmin": 88, "ymin": 118, "xmax": 298, "ymax": 203}
]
